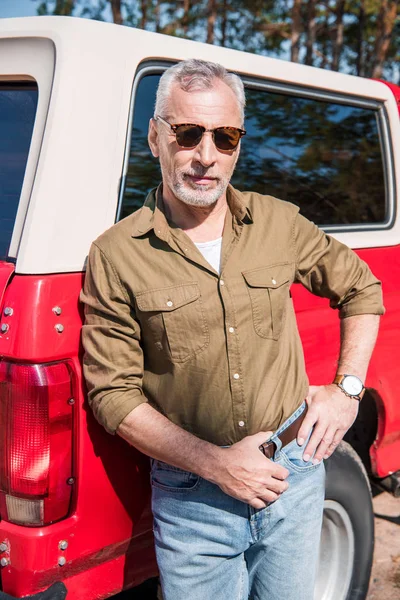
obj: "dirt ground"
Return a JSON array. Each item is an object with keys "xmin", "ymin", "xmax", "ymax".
[{"xmin": 367, "ymin": 490, "xmax": 400, "ymax": 599}]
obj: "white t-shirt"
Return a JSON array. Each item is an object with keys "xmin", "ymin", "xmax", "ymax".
[{"xmin": 194, "ymin": 237, "xmax": 223, "ymax": 274}]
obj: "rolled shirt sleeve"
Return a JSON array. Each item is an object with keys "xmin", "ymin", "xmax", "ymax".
[
  {"xmin": 80, "ymin": 242, "xmax": 148, "ymax": 434},
  {"xmin": 293, "ymin": 212, "xmax": 385, "ymax": 318}
]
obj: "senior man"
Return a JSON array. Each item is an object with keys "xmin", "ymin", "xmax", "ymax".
[{"xmin": 81, "ymin": 59, "xmax": 383, "ymax": 600}]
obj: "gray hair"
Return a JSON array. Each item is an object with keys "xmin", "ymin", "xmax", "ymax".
[{"xmin": 154, "ymin": 58, "xmax": 246, "ymax": 123}]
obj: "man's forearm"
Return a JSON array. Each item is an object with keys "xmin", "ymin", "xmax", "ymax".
[
  {"xmin": 337, "ymin": 314, "xmax": 380, "ymax": 381},
  {"xmin": 298, "ymin": 313, "xmax": 380, "ymax": 463},
  {"xmin": 117, "ymin": 402, "xmax": 290, "ymax": 509},
  {"xmin": 117, "ymin": 403, "xmax": 222, "ymax": 481}
]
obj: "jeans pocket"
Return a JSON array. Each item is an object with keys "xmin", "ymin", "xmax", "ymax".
[
  {"xmin": 151, "ymin": 460, "xmax": 201, "ymax": 492},
  {"xmin": 278, "ymin": 434, "xmax": 322, "ymax": 474}
]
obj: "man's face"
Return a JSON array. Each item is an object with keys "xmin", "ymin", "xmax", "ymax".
[{"xmin": 148, "ymin": 80, "xmax": 243, "ymax": 207}]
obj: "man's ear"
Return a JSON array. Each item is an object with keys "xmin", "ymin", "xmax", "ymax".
[{"xmin": 148, "ymin": 118, "xmax": 159, "ymax": 158}]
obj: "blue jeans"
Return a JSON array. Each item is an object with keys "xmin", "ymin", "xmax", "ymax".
[{"xmin": 151, "ymin": 402, "xmax": 325, "ymax": 600}]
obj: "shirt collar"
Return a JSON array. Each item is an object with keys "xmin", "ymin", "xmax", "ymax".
[
  {"xmin": 226, "ymin": 185, "xmax": 253, "ymax": 225},
  {"xmin": 131, "ymin": 183, "xmax": 253, "ymax": 239},
  {"xmin": 131, "ymin": 184, "xmax": 170, "ymax": 240}
]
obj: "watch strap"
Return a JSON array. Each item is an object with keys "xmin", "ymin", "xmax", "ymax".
[{"xmin": 333, "ymin": 373, "xmax": 365, "ymax": 401}]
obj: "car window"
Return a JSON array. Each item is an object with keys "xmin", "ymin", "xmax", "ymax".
[
  {"xmin": 0, "ymin": 83, "xmax": 38, "ymax": 261},
  {"xmin": 119, "ymin": 71, "xmax": 386, "ymax": 229},
  {"xmin": 119, "ymin": 75, "xmax": 160, "ymax": 221},
  {"xmin": 234, "ymin": 88, "xmax": 385, "ymax": 227}
]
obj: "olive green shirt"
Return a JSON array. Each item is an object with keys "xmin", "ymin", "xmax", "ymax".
[{"xmin": 81, "ymin": 185, "xmax": 384, "ymax": 444}]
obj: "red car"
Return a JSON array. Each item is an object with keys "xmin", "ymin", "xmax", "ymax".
[{"xmin": 0, "ymin": 15, "xmax": 399, "ymax": 600}]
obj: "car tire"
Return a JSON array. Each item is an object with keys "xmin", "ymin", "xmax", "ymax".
[{"xmin": 315, "ymin": 441, "xmax": 374, "ymax": 600}]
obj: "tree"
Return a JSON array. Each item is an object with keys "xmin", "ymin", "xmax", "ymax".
[
  {"xmin": 305, "ymin": 0, "xmax": 317, "ymax": 65},
  {"xmin": 356, "ymin": 0, "xmax": 366, "ymax": 76},
  {"xmin": 332, "ymin": 0, "xmax": 345, "ymax": 71},
  {"xmin": 34, "ymin": 0, "xmax": 400, "ymax": 82},
  {"xmin": 37, "ymin": 0, "xmax": 75, "ymax": 16},
  {"xmin": 109, "ymin": 0, "xmax": 122, "ymax": 24},
  {"xmin": 206, "ymin": 0, "xmax": 217, "ymax": 43},
  {"xmin": 371, "ymin": 0, "xmax": 399, "ymax": 78},
  {"xmin": 182, "ymin": 0, "xmax": 191, "ymax": 35},
  {"xmin": 291, "ymin": 0, "xmax": 302, "ymax": 62},
  {"xmin": 220, "ymin": 0, "xmax": 229, "ymax": 46}
]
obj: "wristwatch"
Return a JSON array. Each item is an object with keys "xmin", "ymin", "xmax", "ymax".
[{"xmin": 333, "ymin": 374, "xmax": 365, "ymax": 401}]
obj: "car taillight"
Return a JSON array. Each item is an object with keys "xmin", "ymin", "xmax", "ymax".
[{"xmin": 0, "ymin": 361, "xmax": 75, "ymax": 526}]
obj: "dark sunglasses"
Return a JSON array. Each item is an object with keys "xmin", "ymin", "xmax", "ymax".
[{"xmin": 155, "ymin": 115, "xmax": 246, "ymax": 151}]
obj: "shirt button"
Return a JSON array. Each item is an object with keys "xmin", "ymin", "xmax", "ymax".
[
  {"xmin": 233, "ymin": 373, "xmax": 240, "ymax": 380},
  {"xmin": 272, "ymin": 278, "xmax": 277, "ymax": 284},
  {"xmin": 229, "ymin": 327, "xmax": 235, "ymax": 333},
  {"xmin": 238, "ymin": 421, "xmax": 245, "ymax": 427},
  {"xmin": 166, "ymin": 300, "xmax": 173, "ymax": 307},
  {"xmin": 220, "ymin": 280, "xmax": 225, "ymax": 286}
]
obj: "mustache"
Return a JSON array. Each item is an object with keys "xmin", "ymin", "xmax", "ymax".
[{"xmin": 183, "ymin": 168, "xmax": 218, "ymax": 179}]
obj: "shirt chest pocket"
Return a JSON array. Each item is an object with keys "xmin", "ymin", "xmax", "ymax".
[
  {"xmin": 135, "ymin": 282, "xmax": 209, "ymax": 363},
  {"xmin": 242, "ymin": 263, "xmax": 293, "ymax": 340}
]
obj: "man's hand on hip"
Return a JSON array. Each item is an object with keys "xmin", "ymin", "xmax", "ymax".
[
  {"xmin": 297, "ymin": 384, "xmax": 359, "ymax": 464},
  {"xmin": 212, "ymin": 431, "xmax": 289, "ymax": 510}
]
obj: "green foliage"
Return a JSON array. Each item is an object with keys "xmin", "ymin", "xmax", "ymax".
[
  {"xmin": 36, "ymin": 0, "xmax": 75, "ymax": 16},
  {"xmin": 34, "ymin": 0, "xmax": 400, "ymax": 81}
]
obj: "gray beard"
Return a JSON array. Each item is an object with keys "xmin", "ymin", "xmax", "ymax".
[
  {"xmin": 171, "ymin": 172, "xmax": 229, "ymax": 207},
  {"xmin": 173, "ymin": 182, "xmax": 226, "ymax": 206}
]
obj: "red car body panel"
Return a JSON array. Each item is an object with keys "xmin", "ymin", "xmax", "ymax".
[
  {"xmin": 0, "ymin": 274, "xmax": 156, "ymax": 597},
  {"xmin": 293, "ymin": 245, "xmax": 400, "ymax": 478}
]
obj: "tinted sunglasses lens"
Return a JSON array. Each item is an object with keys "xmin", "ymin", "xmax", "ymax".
[
  {"xmin": 214, "ymin": 128, "xmax": 241, "ymax": 150},
  {"xmin": 175, "ymin": 125, "xmax": 204, "ymax": 147}
]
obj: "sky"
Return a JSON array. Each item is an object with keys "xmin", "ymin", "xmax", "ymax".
[
  {"xmin": 0, "ymin": 0, "xmax": 37, "ymax": 18},
  {"xmin": 0, "ymin": 0, "xmax": 115, "ymax": 21}
]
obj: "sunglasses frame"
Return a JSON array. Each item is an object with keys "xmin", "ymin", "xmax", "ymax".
[{"xmin": 155, "ymin": 116, "xmax": 246, "ymax": 150}]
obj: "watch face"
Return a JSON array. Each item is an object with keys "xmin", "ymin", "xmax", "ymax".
[{"xmin": 342, "ymin": 375, "xmax": 363, "ymax": 396}]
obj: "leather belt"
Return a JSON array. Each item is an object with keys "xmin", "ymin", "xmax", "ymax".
[{"xmin": 259, "ymin": 405, "xmax": 308, "ymax": 459}]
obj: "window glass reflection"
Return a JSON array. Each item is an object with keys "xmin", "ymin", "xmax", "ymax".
[
  {"xmin": 0, "ymin": 83, "xmax": 38, "ymax": 260},
  {"xmin": 121, "ymin": 73, "xmax": 386, "ymax": 228}
]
